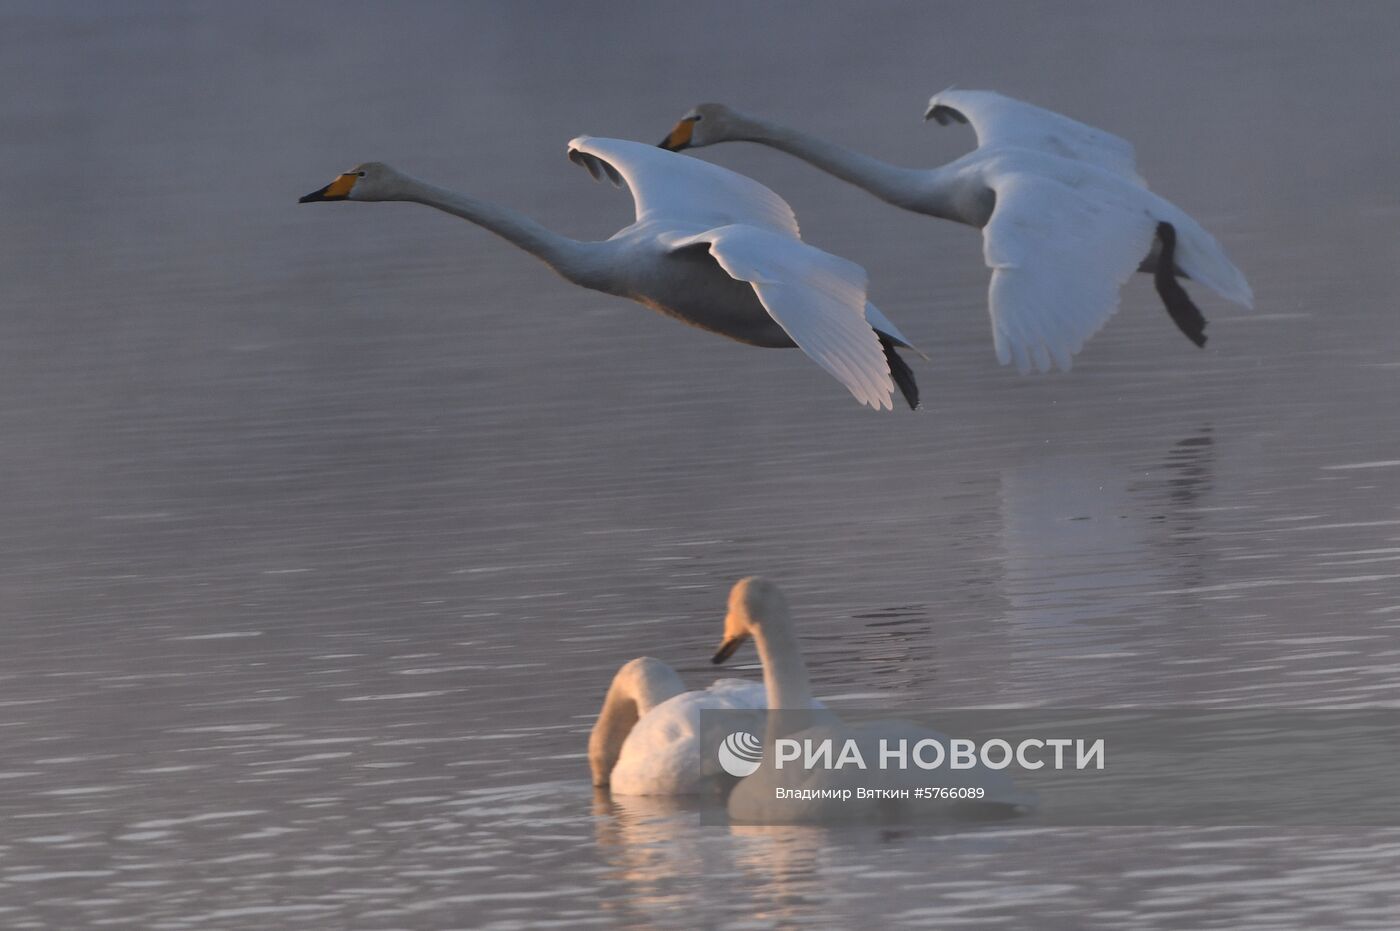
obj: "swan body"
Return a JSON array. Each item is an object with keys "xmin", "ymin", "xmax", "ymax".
[
  {"xmin": 592, "ymin": 578, "xmax": 1031, "ymax": 818},
  {"xmin": 661, "ymin": 91, "xmax": 1253, "ymax": 373},
  {"xmin": 589, "ymin": 658, "xmax": 767, "ymax": 796},
  {"xmin": 299, "ymin": 138, "xmax": 920, "ymax": 409},
  {"xmin": 589, "ymin": 578, "xmax": 825, "ymax": 797}
]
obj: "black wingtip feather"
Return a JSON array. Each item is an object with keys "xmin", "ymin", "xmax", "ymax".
[
  {"xmin": 1154, "ymin": 222, "xmax": 1208, "ymax": 348},
  {"xmin": 879, "ymin": 334, "xmax": 919, "ymax": 410},
  {"xmin": 927, "ymin": 104, "xmax": 969, "ymax": 126}
]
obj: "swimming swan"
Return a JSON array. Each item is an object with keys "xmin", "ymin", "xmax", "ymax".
[
  {"xmin": 660, "ymin": 91, "xmax": 1253, "ymax": 373},
  {"xmin": 299, "ymin": 138, "xmax": 920, "ymax": 409},
  {"xmin": 593, "ymin": 578, "xmax": 1031, "ymax": 820},
  {"xmin": 589, "ymin": 578, "xmax": 824, "ymax": 796}
]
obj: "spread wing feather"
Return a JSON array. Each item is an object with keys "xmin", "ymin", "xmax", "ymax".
[
  {"xmin": 666, "ymin": 226, "xmax": 895, "ymax": 410},
  {"xmin": 927, "ymin": 88, "xmax": 1142, "ymax": 182},
  {"xmin": 983, "ymin": 172, "xmax": 1157, "ymax": 373},
  {"xmin": 567, "ymin": 135, "xmax": 800, "ymax": 236}
]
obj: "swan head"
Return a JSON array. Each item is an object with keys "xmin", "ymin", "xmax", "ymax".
[
  {"xmin": 299, "ymin": 161, "xmax": 410, "ymax": 203},
  {"xmin": 712, "ymin": 576, "xmax": 789, "ymax": 664},
  {"xmin": 658, "ymin": 103, "xmax": 741, "ymax": 151}
]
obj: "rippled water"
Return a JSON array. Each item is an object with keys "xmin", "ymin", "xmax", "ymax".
[{"xmin": 3, "ymin": 2, "xmax": 1400, "ymax": 928}]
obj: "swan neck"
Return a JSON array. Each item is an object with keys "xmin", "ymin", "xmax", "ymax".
[
  {"xmin": 753, "ymin": 614, "xmax": 813, "ymax": 710},
  {"xmin": 736, "ymin": 115, "xmax": 926, "ymax": 211},
  {"xmin": 399, "ymin": 178, "xmax": 604, "ymax": 286},
  {"xmin": 588, "ymin": 658, "xmax": 684, "ymax": 786}
]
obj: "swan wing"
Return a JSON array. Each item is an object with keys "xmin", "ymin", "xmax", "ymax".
[
  {"xmin": 981, "ymin": 159, "xmax": 1253, "ymax": 372},
  {"xmin": 667, "ymin": 225, "xmax": 896, "ymax": 410},
  {"xmin": 567, "ymin": 135, "xmax": 800, "ymax": 236},
  {"xmin": 926, "ymin": 89, "xmax": 1141, "ymax": 181},
  {"xmin": 982, "ymin": 169, "xmax": 1159, "ymax": 373}
]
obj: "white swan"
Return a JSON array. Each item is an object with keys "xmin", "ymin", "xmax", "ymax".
[
  {"xmin": 299, "ymin": 137, "xmax": 920, "ymax": 409},
  {"xmin": 593, "ymin": 578, "xmax": 1031, "ymax": 822},
  {"xmin": 589, "ymin": 578, "xmax": 824, "ymax": 796},
  {"xmin": 660, "ymin": 91, "xmax": 1253, "ymax": 373}
]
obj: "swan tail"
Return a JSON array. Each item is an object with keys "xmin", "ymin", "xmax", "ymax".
[{"xmin": 1150, "ymin": 200, "xmax": 1253, "ymax": 309}]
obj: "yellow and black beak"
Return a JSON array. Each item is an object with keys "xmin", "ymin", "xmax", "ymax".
[
  {"xmin": 658, "ymin": 117, "xmax": 697, "ymax": 151},
  {"xmin": 712, "ymin": 635, "xmax": 746, "ymax": 665},
  {"xmin": 299, "ymin": 173, "xmax": 358, "ymax": 203}
]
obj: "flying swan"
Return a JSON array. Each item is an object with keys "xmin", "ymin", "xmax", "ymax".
[
  {"xmin": 660, "ymin": 91, "xmax": 1253, "ymax": 373},
  {"xmin": 299, "ymin": 138, "xmax": 920, "ymax": 409},
  {"xmin": 592, "ymin": 577, "xmax": 1031, "ymax": 822}
]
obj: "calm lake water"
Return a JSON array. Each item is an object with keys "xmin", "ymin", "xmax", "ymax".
[{"xmin": 3, "ymin": 2, "xmax": 1399, "ymax": 928}]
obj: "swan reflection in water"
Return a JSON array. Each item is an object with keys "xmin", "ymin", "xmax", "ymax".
[
  {"xmin": 991, "ymin": 428, "xmax": 1218, "ymax": 700},
  {"xmin": 592, "ymin": 790, "xmax": 1029, "ymax": 926},
  {"xmin": 590, "ymin": 792, "xmax": 822, "ymax": 926}
]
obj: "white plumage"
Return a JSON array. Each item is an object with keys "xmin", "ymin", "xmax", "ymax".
[
  {"xmin": 603, "ymin": 675, "xmax": 769, "ymax": 796},
  {"xmin": 569, "ymin": 137, "xmax": 908, "ymax": 408},
  {"xmin": 926, "ymin": 88, "xmax": 1142, "ymax": 181},
  {"xmin": 591, "ymin": 578, "xmax": 1033, "ymax": 821}
]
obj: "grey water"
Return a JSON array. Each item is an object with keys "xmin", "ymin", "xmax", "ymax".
[{"xmin": 2, "ymin": 1, "xmax": 1399, "ymax": 928}]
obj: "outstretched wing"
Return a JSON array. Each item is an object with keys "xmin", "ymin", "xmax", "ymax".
[
  {"xmin": 567, "ymin": 135, "xmax": 800, "ymax": 236},
  {"xmin": 982, "ymin": 171, "xmax": 1159, "ymax": 373},
  {"xmin": 925, "ymin": 89, "xmax": 1141, "ymax": 181},
  {"xmin": 666, "ymin": 225, "xmax": 896, "ymax": 410}
]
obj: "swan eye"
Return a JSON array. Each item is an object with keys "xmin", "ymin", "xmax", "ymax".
[
  {"xmin": 356, "ymin": 171, "xmax": 366, "ymax": 178},
  {"xmin": 689, "ymin": 115, "xmax": 703, "ymax": 122}
]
